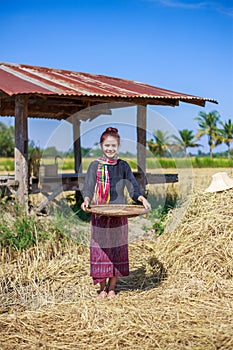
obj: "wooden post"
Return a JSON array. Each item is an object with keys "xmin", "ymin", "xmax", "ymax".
[
  {"xmin": 71, "ymin": 117, "xmax": 83, "ymax": 205},
  {"xmin": 72, "ymin": 118, "xmax": 82, "ymax": 173},
  {"xmin": 136, "ymin": 104, "xmax": 147, "ymax": 194},
  {"xmin": 14, "ymin": 95, "xmax": 29, "ymax": 210}
]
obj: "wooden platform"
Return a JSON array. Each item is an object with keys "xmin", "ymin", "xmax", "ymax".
[
  {"xmin": 1, "ymin": 173, "xmax": 178, "ymax": 191},
  {"xmin": 0, "ymin": 172, "xmax": 178, "ymax": 200},
  {"xmin": 0, "ymin": 176, "xmax": 19, "ymax": 197},
  {"xmin": 39, "ymin": 172, "xmax": 178, "ymax": 191}
]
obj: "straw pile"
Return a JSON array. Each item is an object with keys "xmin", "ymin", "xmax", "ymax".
[{"xmin": 0, "ymin": 188, "xmax": 233, "ymax": 349}]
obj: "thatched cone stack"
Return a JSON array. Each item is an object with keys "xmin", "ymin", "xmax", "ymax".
[{"xmin": 0, "ymin": 190, "xmax": 233, "ymax": 349}]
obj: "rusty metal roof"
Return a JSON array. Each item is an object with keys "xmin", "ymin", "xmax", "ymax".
[
  {"xmin": 0, "ymin": 62, "xmax": 217, "ymax": 103},
  {"xmin": 0, "ymin": 62, "xmax": 217, "ymax": 119}
]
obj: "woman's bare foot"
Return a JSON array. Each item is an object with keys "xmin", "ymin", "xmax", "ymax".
[
  {"xmin": 107, "ymin": 290, "xmax": 116, "ymax": 299},
  {"xmin": 97, "ymin": 280, "xmax": 107, "ymax": 299},
  {"xmin": 97, "ymin": 290, "xmax": 107, "ymax": 299}
]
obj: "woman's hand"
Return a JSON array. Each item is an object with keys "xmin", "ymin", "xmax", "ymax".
[
  {"xmin": 81, "ymin": 197, "xmax": 90, "ymax": 212},
  {"xmin": 137, "ymin": 196, "xmax": 151, "ymax": 210}
]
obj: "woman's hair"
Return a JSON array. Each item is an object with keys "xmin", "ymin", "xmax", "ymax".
[{"xmin": 100, "ymin": 127, "xmax": 120, "ymax": 145}]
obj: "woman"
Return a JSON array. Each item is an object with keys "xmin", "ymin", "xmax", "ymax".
[{"xmin": 81, "ymin": 127, "xmax": 151, "ymax": 298}]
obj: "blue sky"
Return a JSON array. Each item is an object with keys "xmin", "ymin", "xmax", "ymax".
[{"xmin": 1, "ymin": 0, "xmax": 233, "ymax": 154}]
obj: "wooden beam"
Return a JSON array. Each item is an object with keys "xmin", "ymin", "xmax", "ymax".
[
  {"xmin": 71, "ymin": 116, "xmax": 84, "ymax": 205},
  {"xmin": 35, "ymin": 186, "xmax": 63, "ymax": 213},
  {"xmin": 14, "ymin": 95, "xmax": 29, "ymax": 210},
  {"xmin": 72, "ymin": 117, "xmax": 82, "ymax": 173},
  {"xmin": 137, "ymin": 105, "xmax": 147, "ymax": 173},
  {"xmin": 136, "ymin": 104, "xmax": 147, "ymax": 194}
]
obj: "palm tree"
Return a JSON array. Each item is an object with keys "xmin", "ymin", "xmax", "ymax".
[
  {"xmin": 194, "ymin": 110, "xmax": 221, "ymax": 158},
  {"xmin": 219, "ymin": 119, "xmax": 233, "ymax": 159},
  {"xmin": 147, "ymin": 129, "xmax": 171, "ymax": 157},
  {"xmin": 172, "ymin": 129, "xmax": 201, "ymax": 157}
]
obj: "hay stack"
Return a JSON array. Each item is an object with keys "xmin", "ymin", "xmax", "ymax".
[{"xmin": 0, "ymin": 190, "xmax": 233, "ymax": 349}]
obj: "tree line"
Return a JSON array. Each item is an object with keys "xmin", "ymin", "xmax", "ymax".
[
  {"xmin": 148, "ymin": 110, "xmax": 233, "ymax": 158},
  {"xmin": 0, "ymin": 122, "xmax": 14, "ymax": 157},
  {"xmin": 0, "ymin": 110, "xmax": 232, "ymax": 159}
]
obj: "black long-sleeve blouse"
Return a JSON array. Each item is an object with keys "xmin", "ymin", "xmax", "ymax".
[{"xmin": 83, "ymin": 159, "xmax": 142, "ymax": 204}]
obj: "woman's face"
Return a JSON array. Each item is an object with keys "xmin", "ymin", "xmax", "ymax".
[{"xmin": 101, "ymin": 135, "xmax": 119, "ymax": 159}]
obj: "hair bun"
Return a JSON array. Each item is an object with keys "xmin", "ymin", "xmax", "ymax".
[
  {"xmin": 106, "ymin": 127, "xmax": 118, "ymax": 133},
  {"xmin": 100, "ymin": 127, "xmax": 120, "ymax": 145}
]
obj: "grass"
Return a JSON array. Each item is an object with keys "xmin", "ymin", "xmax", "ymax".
[
  {"xmin": 191, "ymin": 156, "xmax": 233, "ymax": 168},
  {"xmin": 0, "ymin": 199, "xmax": 90, "ymax": 250},
  {"xmin": 0, "ymin": 157, "xmax": 14, "ymax": 172}
]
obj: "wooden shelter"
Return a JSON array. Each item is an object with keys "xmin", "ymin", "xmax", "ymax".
[{"xmin": 0, "ymin": 62, "xmax": 217, "ymax": 210}]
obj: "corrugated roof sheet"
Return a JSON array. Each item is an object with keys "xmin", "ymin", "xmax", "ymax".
[{"xmin": 0, "ymin": 62, "xmax": 217, "ymax": 106}]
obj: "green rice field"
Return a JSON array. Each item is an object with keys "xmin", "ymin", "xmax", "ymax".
[{"xmin": 1, "ymin": 156, "xmax": 233, "ymax": 174}]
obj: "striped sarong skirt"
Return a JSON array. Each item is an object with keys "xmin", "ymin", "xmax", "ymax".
[{"xmin": 90, "ymin": 213, "xmax": 129, "ymax": 285}]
